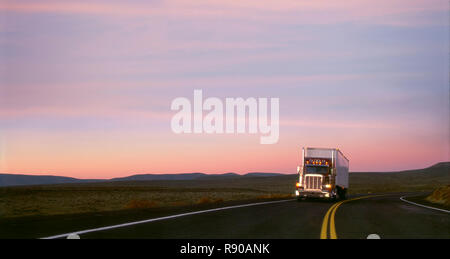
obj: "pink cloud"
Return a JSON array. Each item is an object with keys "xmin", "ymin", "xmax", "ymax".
[{"xmin": 1, "ymin": 0, "xmax": 447, "ymax": 26}]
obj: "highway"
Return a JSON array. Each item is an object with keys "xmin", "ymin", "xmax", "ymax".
[{"xmin": 45, "ymin": 193, "xmax": 449, "ymax": 239}]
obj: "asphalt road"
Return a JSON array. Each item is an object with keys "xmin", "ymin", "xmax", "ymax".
[{"xmin": 68, "ymin": 192, "xmax": 449, "ymax": 239}]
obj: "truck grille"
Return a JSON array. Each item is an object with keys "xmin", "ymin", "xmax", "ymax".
[{"xmin": 304, "ymin": 175, "xmax": 322, "ymax": 190}]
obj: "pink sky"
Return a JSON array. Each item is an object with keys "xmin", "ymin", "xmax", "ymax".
[{"xmin": 0, "ymin": 0, "xmax": 448, "ymax": 178}]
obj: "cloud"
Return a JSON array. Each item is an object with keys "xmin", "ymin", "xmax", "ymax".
[
  {"xmin": 1, "ymin": 0, "xmax": 447, "ymax": 26},
  {"xmin": 0, "ymin": 0, "xmax": 448, "ymax": 176}
]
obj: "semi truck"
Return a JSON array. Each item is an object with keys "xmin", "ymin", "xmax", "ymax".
[{"xmin": 295, "ymin": 147, "xmax": 349, "ymax": 201}]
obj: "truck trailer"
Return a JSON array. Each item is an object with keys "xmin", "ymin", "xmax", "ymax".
[{"xmin": 295, "ymin": 147, "xmax": 349, "ymax": 201}]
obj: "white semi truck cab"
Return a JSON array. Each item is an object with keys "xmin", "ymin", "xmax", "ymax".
[{"xmin": 295, "ymin": 147, "xmax": 349, "ymax": 200}]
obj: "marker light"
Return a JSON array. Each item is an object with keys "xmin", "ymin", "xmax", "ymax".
[{"xmin": 296, "ymin": 182, "xmax": 301, "ymax": 188}]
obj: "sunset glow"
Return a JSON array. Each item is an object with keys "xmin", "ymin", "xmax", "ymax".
[{"xmin": 1, "ymin": 0, "xmax": 448, "ymax": 178}]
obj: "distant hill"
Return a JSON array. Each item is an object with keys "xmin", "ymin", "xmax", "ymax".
[
  {"xmin": 349, "ymin": 162, "xmax": 450, "ymax": 194},
  {"xmin": 244, "ymin": 172, "xmax": 283, "ymax": 177},
  {"xmin": 1, "ymin": 162, "xmax": 447, "ymax": 188},
  {"xmin": 350, "ymin": 162, "xmax": 449, "ymax": 179},
  {"xmin": 351, "ymin": 162, "xmax": 450, "ymax": 175},
  {"xmin": 0, "ymin": 174, "xmax": 100, "ymax": 187},
  {"xmin": 111, "ymin": 173, "xmax": 206, "ymax": 181},
  {"xmin": 0, "ymin": 172, "xmax": 284, "ymax": 187},
  {"xmin": 111, "ymin": 172, "xmax": 283, "ymax": 181}
]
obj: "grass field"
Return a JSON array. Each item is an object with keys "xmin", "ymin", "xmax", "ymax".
[
  {"xmin": 0, "ymin": 162, "xmax": 448, "ymax": 219},
  {"xmin": 425, "ymin": 185, "xmax": 450, "ymax": 208},
  {"xmin": 349, "ymin": 162, "xmax": 449, "ymax": 194},
  {"xmin": 0, "ymin": 176, "xmax": 296, "ymax": 218}
]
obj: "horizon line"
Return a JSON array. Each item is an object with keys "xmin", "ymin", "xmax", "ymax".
[{"xmin": 1, "ymin": 161, "xmax": 448, "ymax": 180}]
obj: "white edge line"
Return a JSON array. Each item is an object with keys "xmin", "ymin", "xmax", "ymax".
[
  {"xmin": 41, "ymin": 198, "xmax": 295, "ymax": 239},
  {"xmin": 400, "ymin": 196, "xmax": 450, "ymax": 214}
]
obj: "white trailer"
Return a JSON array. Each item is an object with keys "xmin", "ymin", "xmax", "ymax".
[{"xmin": 295, "ymin": 147, "xmax": 349, "ymax": 200}]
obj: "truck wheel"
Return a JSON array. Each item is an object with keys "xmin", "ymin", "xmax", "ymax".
[
  {"xmin": 338, "ymin": 189, "xmax": 347, "ymax": 200},
  {"xmin": 337, "ymin": 187, "xmax": 347, "ymax": 200}
]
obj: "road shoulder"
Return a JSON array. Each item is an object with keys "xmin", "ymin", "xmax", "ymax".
[{"xmin": 400, "ymin": 194, "xmax": 450, "ymax": 213}]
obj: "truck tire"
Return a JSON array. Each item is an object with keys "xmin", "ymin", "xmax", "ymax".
[
  {"xmin": 337, "ymin": 186, "xmax": 347, "ymax": 200},
  {"xmin": 340, "ymin": 188, "xmax": 347, "ymax": 200}
]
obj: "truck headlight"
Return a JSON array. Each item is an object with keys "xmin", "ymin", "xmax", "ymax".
[{"xmin": 323, "ymin": 184, "xmax": 332, "ymax": 189}]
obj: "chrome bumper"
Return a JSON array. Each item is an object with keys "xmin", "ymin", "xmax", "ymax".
[{"xmin": 295, "ymin": 189, "xmax": 331, "ymax": 198}]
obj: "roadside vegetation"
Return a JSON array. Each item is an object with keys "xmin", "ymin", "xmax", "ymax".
[
  {"xmin": 349, "ymin": 164, "xmax": 449, "ymax": 195},
  {"xmin": 0, "ymin": 176, "xmax": 296, "ymax": 218},
  {"xmin": 425, "ymin": 185, "xmax": 450, "ymax": 208}
]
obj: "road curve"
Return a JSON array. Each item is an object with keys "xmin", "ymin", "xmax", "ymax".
[
  {"xmin": 334, "ymin": 194, "xmax": 449, "ymax": 239},
  {"xmin": 76, "ymin": 192, "xmax": 449, "ymax": 239}
]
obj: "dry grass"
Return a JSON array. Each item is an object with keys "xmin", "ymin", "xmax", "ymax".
[
  {"xmin": 0, "ymin": 176, "xmax": 295, "ymax": 218},
  {"xmin": 425, "ymin": 185, "xmax": 450, "ymax": 207},
  {"xmin": 196, "ymin": 197, "xmax": 224, "ymax": 205},
  {"xmin": 125, "ymin": 199, "xmax": 160, "ymax": 209}
]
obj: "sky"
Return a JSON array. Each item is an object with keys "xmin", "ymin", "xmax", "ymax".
[{"xmin": 0, "ymin": 0, "xmax": 449, "ymax": 178}]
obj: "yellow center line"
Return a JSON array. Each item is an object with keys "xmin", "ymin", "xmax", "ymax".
[
  {"xmin": 329, "ymin": 200, "xmax": 344, "ymax": 239},
  {"xmin": 320, "ymin": 201, "xmax": 339, "ymax": 239},
  {"xmin": 321, "ymin": 195, "xmax": 383, "ymax": 239}
]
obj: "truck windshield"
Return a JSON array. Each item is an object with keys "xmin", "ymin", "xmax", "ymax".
[{"xmin": 305, "ymin": 166, "xmax": 329, "ymax": 175}]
